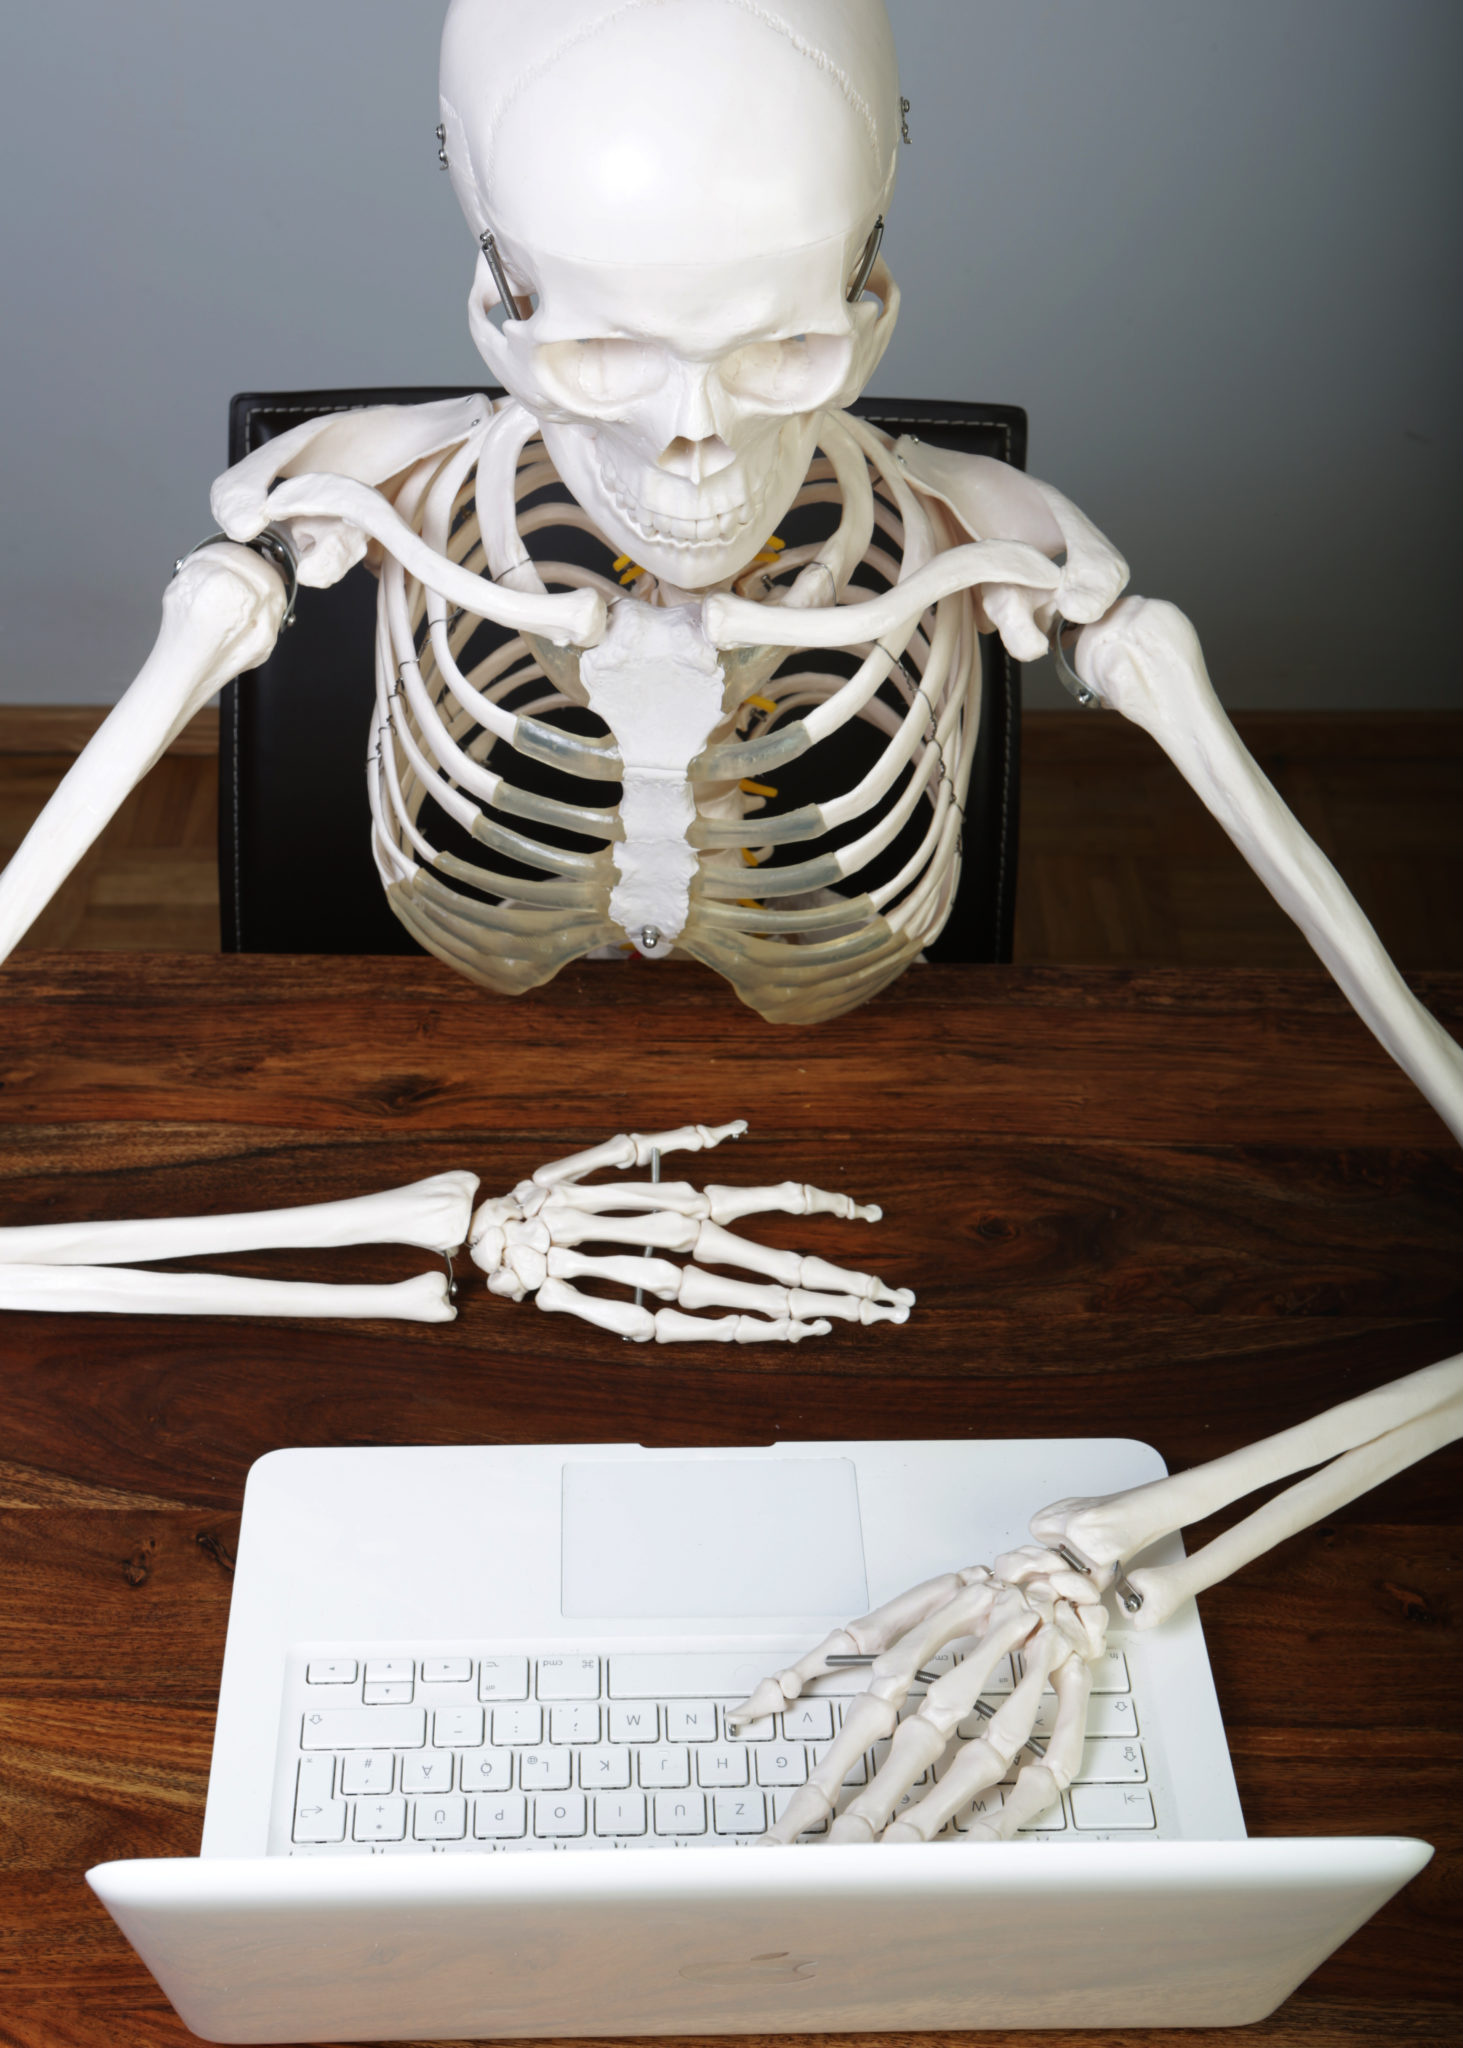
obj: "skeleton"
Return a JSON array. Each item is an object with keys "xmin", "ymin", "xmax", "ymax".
[
  {"xmin": 0, "ymin": 5, "xmax": 1457, "ymax": 1895},
  {"xmin": 0, "ymin": 0, "xmax": 1455, "ymax": 1135},
  {"xmin": 731, "ymin": 1349, "xmax": 1463, "ymax": 1844},
  {"xmin": 0, "ymin": 1120, "xmax": 913, "ymax": 1343}
]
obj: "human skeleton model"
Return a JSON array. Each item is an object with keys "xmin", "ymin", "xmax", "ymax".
[{"xmin": 0, "ymin": 0, "xmax": 1460, "ymax": 1843}]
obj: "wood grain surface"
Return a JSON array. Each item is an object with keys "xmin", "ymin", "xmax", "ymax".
[{"xmin": 0, "ymin": 955, "xmax": 1459, "ymax": 2048}]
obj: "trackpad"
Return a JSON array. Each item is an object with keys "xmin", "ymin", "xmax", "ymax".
[{"xmin": 561, "ymin": 1458, "xmax": 868, "ymax": 1619}]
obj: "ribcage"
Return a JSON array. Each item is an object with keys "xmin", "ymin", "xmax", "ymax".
[{"xmin": 366, "ymin": 405, "xmax": 980, "ymax": 1022}]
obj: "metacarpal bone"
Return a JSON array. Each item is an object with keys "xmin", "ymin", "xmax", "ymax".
[{"xmin": 547, "ymin": 1248, "xmax": 684, "ymax": 1300}]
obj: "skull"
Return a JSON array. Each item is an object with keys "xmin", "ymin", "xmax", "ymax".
[{"xmin": 439, "ymin": 0, "xmax": 903, "ymax": 591}]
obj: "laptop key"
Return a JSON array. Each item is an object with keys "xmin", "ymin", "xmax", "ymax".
[
  {"xmin": 365, "ymin": 1659, "xmax": 414, "ymax": 1683},
  {"xmin": 414, "ymin": 1794, "xmax": 467, "ymax": 1840},
  {"xmin": 782, "ymin": 1701, "xmax": 833, "ymax": 1742},
  {"xmin": 519, "ymin": 1747, "xmax": 572, "ymax": 1790},
  {"xmin": 579, "ymin": 1746, "xmax": 632, "ymax": 1789},
  {"xmin": 608, "ymin": 1704, "xmax": 658, "ymax": 1743},
  {"xmin": 638, "ymin": 1745, "xmax": 691, "ymax": 1788},
  {"xmin": 478, "ymin": 1657, "xmax": 529, "ymax": 1701},
  {"xmin": 665, "ymin": 1701, "xmax": 717, "ymax": 1742},
  {"xmin": 594, "ymin": 1792, "xmax": 647, "ymax": 1836},
  {"xmin": 534, "ymin": 1792, "xmax": 587, "ymax": 1836},
  {"xmin": 353, "ymin": 1796, "xmax": 407, "ymax": 1841},
  {"xmin": 459, "ymin": 1749, "xmax": 512, "ymax": 1792},
  {"xmin": 292, "ymin": 1800, "xmax": 348, "ymax": 1843},
  {"xmin": 304, "ymin": 1708, "xmax": 423, "ymax": 1751},
  {"xmin": 296, "ymin": 1754, "xmax": 335, "ymax": 1803},
  {"xmin": 713, "ymin": 1791, "xmax": 766, "ymax": 1835},
  {"xmin": 306, "ymin": 1660, "xmax": 357, "ymax": 1685},
  {"xmin": 550, "ymin": 1703, "xmax": 600, "ymax": 1746},
  {"xmin": 755, "ymin": 1744, "xmax": 807, "ymax": 1787},
  {"xmin": 1077, "ymin": 1739, "xmax": 1146, "ymax": 1783},
  {"xmin": 653, "ymin": 1791, "xmax": 706, "ymax": 1835},
  {"xmin": 696, "ymin": 1746, "xmax": 749, "ymax": 1787},
  {"xmin": 401, "ymin": 1753, "xmax": 455, "ymax": 1793},
  {"xmin": 1086, "ymin": 1694, "xmax": 1139, "ymax": 1737},
  {"xmin": 433, "ymin": 1707, "xmax": 484, "ymax": 1749},
  {"xmin": 422, "ymin": 1658, "xmax": 472, "ymax": 1683},
  {"xmin": 492, "ymin": 1703, "xmax": 542, "ymax": 1747},
  {"xmin": 1072, "ymin": 1783, "xmax": 1156, "ymax": 1830},
  {"xmin": 537, "ymin": 1656, "xmax": 600, "ymax": 1700},
  {"xmin": 340, "ymin": 1751, "xmax": 394, "ymax": 1794},
  {"xmin": 293, "ymin": 1757, "xmax": 345, "ymax": 1842},
  {"xmin": 475, "ymin": 1792, "xmax": 526, "ymax": 1838},
  {"xmin": 364, "ymin": 1680, "xmax": 413, "ymax": 1706}
]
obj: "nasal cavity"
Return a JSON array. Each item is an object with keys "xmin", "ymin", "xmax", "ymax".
[{"xmin": 656, "ymin": 435, "xmax": 736, "ymax": 483}]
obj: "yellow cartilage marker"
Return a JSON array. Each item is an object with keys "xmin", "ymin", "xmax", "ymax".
[
  {"xmin": 612, "ymin": 556, "xmax": 631, "ymax": 572},
  {"xmin": 737, "ymin": 898, "xmax": 763, "ymax": 909},
  {"xmin": 618, "ymin": 563, "xmax": 644, "ymax": 585},
  {"xmin": 745, "ymin": 694, "xmax": 778, "ymax": 716},
  {"xmin": 739, "ymin": 778, "xmax": 778, "ymax": 798},
  {"xmin": 740, "ymin": 847, "xmax": 763, "ymax": 867}
]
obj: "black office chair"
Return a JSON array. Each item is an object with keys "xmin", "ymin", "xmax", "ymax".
[{"xmin": 219, "ymin": 389, "xmax": 1026, "ymax": 962}]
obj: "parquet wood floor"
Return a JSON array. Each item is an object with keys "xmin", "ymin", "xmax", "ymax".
[{"xmin": 2, "ymin": 706, "xmax": 1460, "ymax": 967}]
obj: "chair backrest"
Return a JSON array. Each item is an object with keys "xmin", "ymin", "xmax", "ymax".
[{"xmin": 219, "ymin": 390, "xmax": 1026, "ymax": 962}]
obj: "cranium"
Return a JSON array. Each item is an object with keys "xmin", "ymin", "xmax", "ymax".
[{"xmin": 438, "ymin": 0, "xmax": 903, "ymax": 590}]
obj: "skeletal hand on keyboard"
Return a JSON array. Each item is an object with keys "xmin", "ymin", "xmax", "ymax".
[
  {"xmin": 0, "ymin": 1119, "xmax": 913, "ymax": 1342},
  {"xmin": 730, "ymin": 1350, "xmax": 1463, "ymax": 1841}
]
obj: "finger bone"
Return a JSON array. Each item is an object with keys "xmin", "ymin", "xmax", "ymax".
[{"xmin": 546, "ymin": 1247, "xmax": 682, "ymax": 1299}]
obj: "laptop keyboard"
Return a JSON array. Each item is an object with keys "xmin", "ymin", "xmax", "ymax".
[{"xmin": 275, "ymin": 1642, "xmax": 1160, "ymax": 1854}]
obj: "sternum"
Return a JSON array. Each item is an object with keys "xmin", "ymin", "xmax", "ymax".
[{"xmin": 578, "ymin": 600, "xmax": 733, "ymax": 956}]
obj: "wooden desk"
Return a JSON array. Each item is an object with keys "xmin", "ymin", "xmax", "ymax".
[{"xmin": 1, "ymin": 956, "xmax": 1459, "ymax": 2048}]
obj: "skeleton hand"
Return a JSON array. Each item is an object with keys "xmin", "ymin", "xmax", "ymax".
[
  {"xmin": 731, "ymin": 1350, "xmax": 1463, "ymax": 1842},
  {"xmin": 469, "ymin": 1120, "xmax": 913, "ymax": 1343},
  {"xmin": 0, "ymin": 1121, "xmax": 912, "ymax": 1343}
]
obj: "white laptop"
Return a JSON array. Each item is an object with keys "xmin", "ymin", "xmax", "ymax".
[{"xmin": 89, "ymin": 1438, "xmax": 1428, "ymax": 2042}]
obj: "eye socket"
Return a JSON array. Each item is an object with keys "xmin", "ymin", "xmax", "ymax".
[
  {"xmin": 533, "ymin": 338, "xmax": 667, "ymax": 409},
  {"xmin": 718, "ymin": 332, "xmax": 853, "ymax": 410}
]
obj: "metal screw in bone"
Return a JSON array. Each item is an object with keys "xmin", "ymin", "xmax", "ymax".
[{"xmin": 640, "ymin": 926, "xmax": 662, "ymax": 954}]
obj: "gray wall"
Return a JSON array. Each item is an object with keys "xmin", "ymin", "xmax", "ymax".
[{"xmin": 2, "ymin": 0, "xmax": 1459, "ymax": 709}]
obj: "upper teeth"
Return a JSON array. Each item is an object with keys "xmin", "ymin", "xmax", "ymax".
[{"xmin": 599, "ymin": 443, "xmax": 774, "ymax": 551}]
